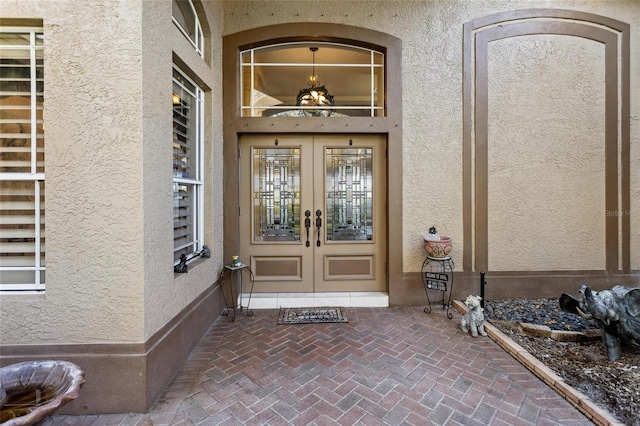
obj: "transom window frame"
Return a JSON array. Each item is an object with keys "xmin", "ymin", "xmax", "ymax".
[
  {"xmin": 0, "ymin": 26, "xmax": 45, "ymax": 293},
  {"xmin": 172, "ymin": 0, "xmax": 204, "ymax": 57},
  {"xmin": 172, "ymin": 65, "xmax": 204, "ymax": 266},
  {"xmin": 240, "ymin": 41, "xmax": 385, "ymax": 118}
]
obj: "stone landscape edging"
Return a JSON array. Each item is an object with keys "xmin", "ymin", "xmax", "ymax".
[{"xmin": 452, "ymin": 300, "xmax": 624, "ymax": 426}]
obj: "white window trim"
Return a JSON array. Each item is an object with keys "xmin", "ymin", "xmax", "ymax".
[
  {"xmin": 172, "ymin": 0, "xmax": 204, "ymax": 57},
  {"xmin": 240, "ymin": 42, "xmax": 385, "ymax": 117},
  {"xmin": 0, "ymin": 27, "xmax": 45, "ymax": 293},
  {"xmin": 173, "ymin": 67, "xmax": 204, "ymax": 265}
]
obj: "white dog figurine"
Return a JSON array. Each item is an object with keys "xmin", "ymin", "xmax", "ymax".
[{"xmin": 460, "ymin": 295, "xmax": 487, "ymax": 337}]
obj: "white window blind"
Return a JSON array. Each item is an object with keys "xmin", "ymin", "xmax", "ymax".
[
  {"xmin": 0, "ymin": 27, "xmax": 45, "ymax": 292},
  {"xmin": 173, "ymin": 66, "xmax": 203, "ymax": 264}
]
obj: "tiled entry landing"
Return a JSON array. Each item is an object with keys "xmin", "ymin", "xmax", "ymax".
[
  {"xmin": 46, "ymin": 307, "xmax": 590, "ymax": 425},
  {"xmin": 244, "ymin": 291, "xmax": 389, "ymax": 309}
]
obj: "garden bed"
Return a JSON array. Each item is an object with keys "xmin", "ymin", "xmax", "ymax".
[{"xmin": 484, "ymin": 298, "xmax": 639, "ymax": 425}]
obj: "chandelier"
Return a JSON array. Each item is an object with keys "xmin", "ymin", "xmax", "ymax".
[{"xmin": 296, "ymin": 47, "xmax": 334, "ymax": 109}]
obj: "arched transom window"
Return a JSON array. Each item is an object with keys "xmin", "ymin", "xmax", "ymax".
[
  {"xmin": 241, "ymin": 42, "xmax": 384, "ymax": 117},
  {"xmin": 172, "ymin": 0, "xmax": 203, "ymax": 56}
]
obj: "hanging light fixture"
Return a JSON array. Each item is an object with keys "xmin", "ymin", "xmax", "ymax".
[{"xmin": 296, "ymin": 47, "xmax": 334, "ymax": 110}]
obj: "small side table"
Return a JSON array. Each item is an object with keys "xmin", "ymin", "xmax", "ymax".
[
  {"xmin": 219, "ymin": 263, "xmax": 255, "ymax": 321},
  {"xmin": 421, "ymin": 256, "xmax": 454, "ymax": 319}
]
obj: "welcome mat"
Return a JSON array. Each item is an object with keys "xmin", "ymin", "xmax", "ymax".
[{"xmin": 277, "ymin": 307, "xmax": 348, "ymax": 325}]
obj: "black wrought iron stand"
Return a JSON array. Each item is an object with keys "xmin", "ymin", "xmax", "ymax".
[
  {"xmin": 421, "ymin": 256, "xmax": 454, "ymax": 319},
  {"xmin": 219, "ymin": 264, "xmax": 255, "ymax": 321}
]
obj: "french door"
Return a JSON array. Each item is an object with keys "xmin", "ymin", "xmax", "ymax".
[{"xmin": 239, "ymin": 134, "xmax": 386, "ymax": 293}]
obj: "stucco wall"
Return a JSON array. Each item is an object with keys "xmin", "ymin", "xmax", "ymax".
[
  {"xmin": 222, "ymin": 0, "xmax": 639, "ymax": 276},
  {"xmin": 141, "ymin": 0, "xmax": 225, "ymax": 340},
  {"xmin": 487, "ymin": 35, "xmax": 606, "ymax": 271},
  {"xmin": 1, "ymin": 0, "xmax": 146, "ymax": 344},
  {"xmin": 0, "ymin": 0, "xmax": 226, "ymax": 345}
]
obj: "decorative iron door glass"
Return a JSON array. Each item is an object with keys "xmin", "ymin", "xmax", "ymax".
[
  {"xmin": 252, "ymin": 148, "xmax": 301, "ymax": 242},
  {"xmin": 240, "ymin": 135, "xmax": 386, "ymax": 294},
  {"xmin": 325, "ymin": 148, "xmax": 373, "ymax": 242}
]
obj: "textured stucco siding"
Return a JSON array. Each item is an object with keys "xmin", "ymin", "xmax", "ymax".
[
  {"xmin": 141, "ymin": 0, "xmax": 225, "ymax": 340},
  {"xmin": 222, "ymin": 0, "xmax": 640, "ymax": 275},
  {"xmin": 0, "ymin": 0, "xmax": 226, "ymax": 345},
  {"xmin": 487, "ymin": 35, "xmax": 606, "ymax": 271},
  {"xmin": 1, "ymin": 0, "xmax": 146, "ymax": 344}
]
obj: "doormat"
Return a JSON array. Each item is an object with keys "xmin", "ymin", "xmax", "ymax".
[{"xmin": 277, "ymin": 307, "xmax": 348, "ymax": 325}]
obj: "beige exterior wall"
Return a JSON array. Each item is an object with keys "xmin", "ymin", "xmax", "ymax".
[
  {"xmin": 487, "ymin": 35, "xmax": 606, "ymax": 271},
  {"xmin": 221, "ymin": 0, "xmax": 639, "ymax": 278},
  {"xmin": 140, "ymin": 0, "xmax": 225, "ymax": 340},
  {"xmin": 0, "ymin": 0, "xmax": 637, "ymax": 346},
  {"xmin": 0, "ymin": 0, "xmax": 225, "ymax": 345},
  {"xmin": 1, "ymin": 0, "xmax": 147, "ymax": 344}
]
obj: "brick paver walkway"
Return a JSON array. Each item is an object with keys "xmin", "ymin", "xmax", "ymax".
[{"xmin": 46, "ymin": 307, "xmax": 591, "ymax": 425}]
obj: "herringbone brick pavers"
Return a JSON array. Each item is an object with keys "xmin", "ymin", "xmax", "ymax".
[{"xmin": 46, "ymin": 307, "xmax": 592, "ymax": 425}]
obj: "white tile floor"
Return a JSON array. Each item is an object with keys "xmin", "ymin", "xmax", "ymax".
[{"xmin": 241, "ymin": 291, "xmax": 389, "ymax": 309}]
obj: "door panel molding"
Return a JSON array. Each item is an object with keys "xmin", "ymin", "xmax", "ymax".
[
  {"xmin": 252, "ymin": 256, "xmax": 302, "ymax": 281},
  {"xmin": 325, "ymin": 255, "xmax": 374, "ymax": 280}
]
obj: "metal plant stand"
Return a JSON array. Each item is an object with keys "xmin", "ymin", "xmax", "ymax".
[
  {"xmin": 421, "ymin": 256, "xmax": 454, "ymax": 319},
  {"xmin": 219, "ymin": 264, "xmax": 255, "ymax": 321}
]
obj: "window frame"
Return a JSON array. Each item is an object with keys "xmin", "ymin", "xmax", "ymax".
[
  {"xmin": 240, "ymin": 42, "xmax": 385, "ymax": 118},
  {"xmin": 0, "ymin": 26, "xmax": 45, "ymax": 293},
  {"xmin": 172, "ymin": 0, "xmax": 204, "ymax": 57},
  {"xmin": 172, "ymin": 66, "xmax": 204, "ymax": 266}
]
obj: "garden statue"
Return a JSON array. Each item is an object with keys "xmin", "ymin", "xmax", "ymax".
[
  {"xmin": 559, "ymin": 284, "xmax": 640, "ymax": 362},
  {"xmin": 460, "ymin": 294, "xmax": 487, "ymax": 337}
]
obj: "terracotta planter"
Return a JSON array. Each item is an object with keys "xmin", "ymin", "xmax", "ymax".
[{"xmin": 424, "ymin": 237, "xmax": 452, "ymax": 258}]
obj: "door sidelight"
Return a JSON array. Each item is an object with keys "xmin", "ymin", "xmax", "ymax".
[
  {"xmin": 304, "ymin": 210, "xmax": 311, "ymax": 247},
  {"xmin": 315, "ymin": 210, "xmax": 322, "ymax": 247}
]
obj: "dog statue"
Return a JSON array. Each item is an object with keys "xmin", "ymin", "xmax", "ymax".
[{"xmin": 460, "ymin": 295, "xmax": 487, "ymax": 337}]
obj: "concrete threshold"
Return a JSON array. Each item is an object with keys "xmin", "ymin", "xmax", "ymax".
[{"xmin": 239, "ymin": 291, "xmax": 389, "ymax": 309}]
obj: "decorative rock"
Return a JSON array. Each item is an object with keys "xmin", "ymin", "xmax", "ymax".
[
  {"xmin": 484, "ymin": 298, "xmax": 597, "ymax": 332},
  {"xmin": 550, "ymin": 330, "xmax": 587, "ymax": 342},
  {"xmin": 518, "ymin": 323, "xmax": 552, "ymax": 338}
]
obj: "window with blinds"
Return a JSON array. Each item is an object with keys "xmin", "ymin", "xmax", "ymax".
[
  {"xmin": 0, "ymin": 27, "xmax": 45, "ymax": 292},
  {"xmin": 173, "ymin": 67, "xmax": 203, "ymax": 265},
  {"xmin": 172, "ymin": 0, "xmax": 203, "ymax": 57}
]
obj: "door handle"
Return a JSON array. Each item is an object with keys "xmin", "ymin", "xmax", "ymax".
[
  {"xmin": 304, "ymin": 210, "xmax": 311, "ymax": 247},
  {"xmin": 315, "ymin": 210, "xmax": 322, "ymax": 247}
]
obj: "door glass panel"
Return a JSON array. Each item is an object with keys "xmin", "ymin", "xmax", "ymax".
[
  {"xmin": 325, "ymin": 148, "xmax": 373, "ymax": 241},
  {"xmin": 252, "ymin": 148, "xmax": 300, "ymax": 242}
]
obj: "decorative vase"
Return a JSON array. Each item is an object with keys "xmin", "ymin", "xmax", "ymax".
[{"xmin": 424, "ymin": 237, "xmax": 452, "ymax": 258}]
